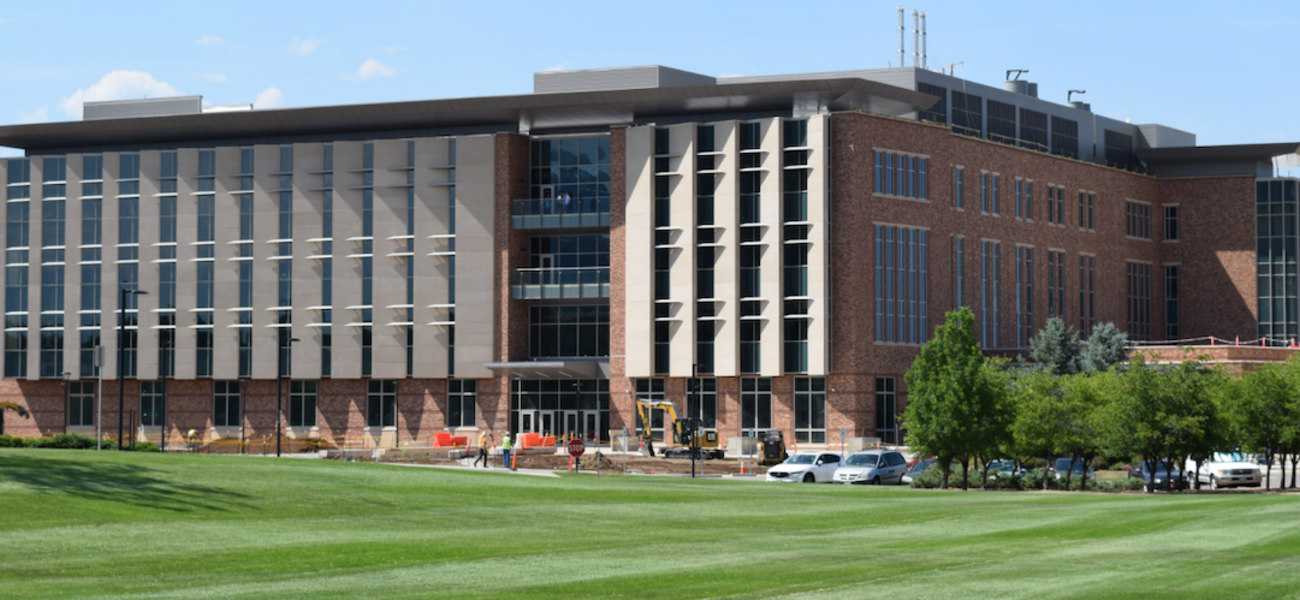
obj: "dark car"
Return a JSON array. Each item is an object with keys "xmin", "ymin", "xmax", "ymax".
[{"xmin": 1129, "ymin": 462, "xmax": 1188, "ymax": 492}]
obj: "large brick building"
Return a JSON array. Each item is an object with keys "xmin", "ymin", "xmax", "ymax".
[{"xmin": 0, "ymin": 65, "xmax": 1293, "ymax": 448}]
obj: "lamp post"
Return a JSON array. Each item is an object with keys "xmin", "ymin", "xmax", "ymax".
[
  {"xmin": 60, "ymin": 372, "xmax": 70, "ymax": 434},
  {"xmin": 117, "ymin": 287, "xmax": 147, "ymax": 450},
  {"xmin": 690, "ymin": 363, "xmax": 699, "ymax": 479},
  {"xmin": 276, "ymin": 336, "xmax": 299, "ymax": 457}
]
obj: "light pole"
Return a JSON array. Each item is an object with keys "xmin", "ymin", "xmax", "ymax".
[
  {"xmin": 690, "ymin": 363, "xmax": 699, "ymax": 479},
  {"xmin": 160, "ymin": 334, "xmax": 171, "ymax": 452},
  {"xmin": 117, "ymin": 287, "xmax": 147, "ymax": 450},
  {"xmin": 60, "ymin": 372, "xmax": 70, "ymax": 434},
  {"xmin": 276, "ymin": 336, "xmax": 299, "ymax": 457}
]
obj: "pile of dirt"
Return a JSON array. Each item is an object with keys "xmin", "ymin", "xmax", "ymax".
[{"xmin": 406, "ymin": 452, "xmax": 771, "ymax": 476}]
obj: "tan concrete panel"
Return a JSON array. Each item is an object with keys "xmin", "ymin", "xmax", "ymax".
[
  {"xmin": 452, "ymin": 135, "xmax": 495, "ymax": 378},
  {"xmin": 759, "ymin": 118, "xmax": 783, "ymax": 377},
  {"xmin": 805, "ymin": 115, "xmax": 829, "ymax": 376},
  {"xmin": 290, "ymin": 143, "xmax": 324, "ymax": 379},
  {"xmin": 24, "ymin": 158, "xmax": 43, "ymax": 380},
  {"xmin": 330, "ymin": 142, "xmax": 365, "ymax": 380},
  {"xmin": 63, "ymin": 155, "xmax": 83, "ymax": 380},
  {"xmin": 211, "ymin": 146, "xmax": 242, "ymax": 380},
  {"xmin": 172, "ymin": 148, "xmax": 199, "ymax": 380},
  {"xmin": 99, "ymin": 154, "xmax": 120, "ymax": 380},
  {"xmin": 666, "ymin": 122, "xmax": 697, "ymax": 377},
  {"xmin": 250, "ymin": 145, "xmax": 280, "ymax": 380},
  {"xmin": 370, "ymin": 139, "xmax": 410, "ymax": 379},
  {"xmin": 623, "ymin": 126, "xmax": 655, "ymax": 377},
  {"xmin": 711, "ymin": 121, "xmax": 739, "ymax": 377},
  {"xmin": 412, "ymin": 137, "xmax": 452, "ymax": 379},
  {"xmin": 136, "ymin": 151, "xmax": 161, "ymax": 381}
]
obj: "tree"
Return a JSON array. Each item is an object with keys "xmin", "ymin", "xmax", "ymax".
[
  {"xmin": 1010, "ymin": 370, "xmax": 1067, "ymax": 491},
  {"xmin": 1028, "ymin": 317, "xmax": 1080, "ymax": 375},
  {"xmin": 1099, "ymin": 354, "xmax": 1224, "ymax": 491},
  {"xmin": 1224, "ymin": 363, "xmax": 1291, "ymax": 489},
  {"xmin": 903, "ymin": 308, "xmax": 1009, "ymax": 490},
  {"xmin": 1078, "ymin": 322, "xmax": 1129, "ymax": 373},
  {"xmin": 1010, "ymin": 372, "xmax": 1105, "ymax": 491}
]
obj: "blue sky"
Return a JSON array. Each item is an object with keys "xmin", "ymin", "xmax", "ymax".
[{"xmin": 2, "ymin": 0, "xmax": 1298, "ymax": 164}]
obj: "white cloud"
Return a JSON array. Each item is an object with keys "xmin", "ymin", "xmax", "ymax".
[
  {"xmin": 254, "ymin": 87, "xmax": 285, "ymax": 109},
  {"xmin": 539, "ymin": 62, "xmax": 572, "ymax": 73},
  {"xmin": 288, "ymin": 38, "xmax": 323, "ymax": 56},
  {"xmin": 58, "ymin": 71, "xmax": 182, "ymax": 119},
  {"xmin": 345, "ymin": 59, "xmax": 396, "ymax": 81},
  {"xmin": 193, "ymin": 34, "xmax": 226, "ymax": 46},
  {"xmin": 18, "ymin": 106, "xmax": 48, "ymax": 124}
]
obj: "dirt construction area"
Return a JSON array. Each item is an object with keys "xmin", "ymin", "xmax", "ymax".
[{"xmin": 406, "ymin": 452, "xmax": 771, "ymax": 476}]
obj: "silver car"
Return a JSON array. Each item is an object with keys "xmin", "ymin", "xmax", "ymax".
[{"xmin": 833, "ymin": 450, "xmax": 909, "ymax": 485}]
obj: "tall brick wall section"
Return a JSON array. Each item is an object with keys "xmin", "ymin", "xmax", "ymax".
[
  {"xmin": 607, "ymin": 127, "xmax": 635, "ymax": 434},
  {"xmin": 1156, "ymin": 176, "xmax": 1258, "ymax": 340}
]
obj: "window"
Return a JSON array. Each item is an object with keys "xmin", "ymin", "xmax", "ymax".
[
  {"xmin": 1087, "ymin": 193, "xmax": 1096, "ymax": 231},
  {"xmin": 918, "ymin": 83, "xmax": 947, "ymax": 124},
  {"xmin": 290, "ymin": 380, "xmax": 317, "ymax": 428},
  {"xmin": 980, "ymin": 172, "xmax": 988, "ymax": 213},
  {"xmin": 987, "ymin": 100, "xmax": 1016, "ymax": 144},
  {"xmin": 1015, "ymin": 180, "xmax": 1023, "ymax": 219},
  {"xmin": 528, "ymin": 136, "xmax": 611, "ymax": 216},
  {"xmin": 955, "ymin": 237, "xmax": 965, "ymax": 308},
  {"xmin": 991, "ymin": 174, "xmax": 1000, "ymax": 214},
  {"xmin": 529, "ymin": 305, "xmax": 609, "ymax": 358},
  {"xmin": 1256, "ymin": 180, "xmax": 1298, "ymax": 340},
  {"xmin": 1017, "ymin": 246, "xmax": 1034, "ymax": 348},
  {"xmin": 1127, "ymin": 261, "xmax": 1152, "ymax": 341},
  {"xmin": 1105, "ymin": 130, "xmax": 1138, "ymax": 171},
  {"xmin": 981, "ymin": 241, "xmax": 1001, "ymax": 349},
  {"xmin": 1165, "ymin": 265, "xmax": 1180, "ymax": 340},
  {"xmin": 1127, "ymin": 201, "xmax": 1151, "ymax": 239},
  {"xmin": 447, "ymin": 379, "xmax": 476, "ymax": 429},
  {"xmin": 1048, "ymin": 250, "xmax": 1066, "ymax": 319},
  {"xmin": 68, "ymin": 381, "xmax": 94, "ymax": 427},
  {"xmin": 1163, "ymin": 205, "xmax": 1179, "ymax": 241},
  {"xmin": 740, "ymin": 378, "xmax": 771, "ymax": 433},
  {"xmin": 1050, "ymin": 116, "xmax": 1078, "ymax": 159},
  {"xmin": 140, "ymin": 381, "xmax": 165, "ymax": 427},
  {"xmin": 873, "ymin": 151, "xmax": 927, "ymax": 199},
  {"xmin": 634, "ymin": 378, "xmax": 666, "ymax": 438},
  {"xmin": 875, "ymin": 377, "xmax": 897, "ymax": 444},
  {"xmin": 367, "ymin": 379, "xmax": 397, "ymax": 428},
  {"xmin": 1019, "ymin": 108, "xmax": 1048, "ymax": 152},
  {"xmin": 686, "ymin": 378, "xmax": 716, "ymax": 429},
  {"xmin": 653, "ymin": 130, "xmax": 671, "ymax": 374},
  {"xmin": 951, "ymin": 91, "xmax": 983, "ymax": 137},
  {"xmin": 874, "ymin": 225, "xmax": 928, "ymax": 344},
  {"xmin": 954, "ymin": 167, "xmax": 964, "ymax": 209},
  {"xmin": 1080, "ymin": 254, "xmax": 1097, "ymax": 336},
  {"xmin": 794, "ymin": 377, "xmax": 826, "ymax": 444},
  {"xmin": 213, "ymin": 381, "xmax": 240, "ymax": 427},
  {"xmin": 1024, "ymin": 181, "xmax": 1033, "ymax": 221}
]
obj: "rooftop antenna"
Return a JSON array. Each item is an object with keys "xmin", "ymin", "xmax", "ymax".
[
  {"xmin": 920, "ymin": 12, "xmax": 927, "ymax": 70},
  {"xmin": 898, "ymin": 7, "xmax": 905, "ymax": 68},
  {"xmin": 1006, "ymin": 69, "xmax": 1028, "ymax": 81},
  {"xmin": 912, "ymin": 10, "xmax": 919, "ymax": 68},
  {"xmin": 937, "ymin": 61, "xmax": 962, "ymax": 76},
  {"xmin": 1068, "ymin": 89, "xmax": 1086, "ymax": 103}
]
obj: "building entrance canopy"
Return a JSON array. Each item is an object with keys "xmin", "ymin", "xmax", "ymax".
[{"xmin": 484, "ymin": 360, "xmax": 607, "ymax": 379}]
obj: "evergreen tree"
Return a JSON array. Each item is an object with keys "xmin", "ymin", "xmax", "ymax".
[
  {"xmin": 1029, "ymin": 317, "xmax": 1080, "ymax": 375},
  {"xmin": 1079, "ymin": 322, "xmax": 1129, "ymax": 373}
]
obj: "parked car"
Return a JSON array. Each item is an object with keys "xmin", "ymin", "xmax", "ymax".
[
  {"xmin": 1051, "ymin": 458, "xmax": 1097, "ymax": 482},
  {"xmin": 1128, "ymin": 462, "xmax": 1188, "ymax": 492},
  {"xmin": 1186, "ymin": 451, "xmax": 1263, "ymax": 490},
  {"xmin": 833, "ymin": 450, "xmax": 909, "ymax": 485},
  {"xmin": 901, "ymin": 457, "xmax": 937, "ymax": 485},
  {"xmin": 765, "ymin": 452, "xmax": 843, "ymax": 483},
  {"xmin": 987, "ymin": 459, "xmax": 1026, "ymax": 478}
]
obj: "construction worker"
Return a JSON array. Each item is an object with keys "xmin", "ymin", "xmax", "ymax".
[
  {"xmin": 474, "ymin": 429, "xmax": 493, "ymax": 468},
  {"xmin": 501, "ymin": 432, "xmax": 512, "ymax": 469}
]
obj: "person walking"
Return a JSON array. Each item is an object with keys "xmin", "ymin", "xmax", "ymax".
[
  {"xmin": 501, "ymin": 432, "xmax": 513, "ymax": 470},
  {"xmin": 474, "ymin": 429, "xmax": 493, "ymax": 468}
]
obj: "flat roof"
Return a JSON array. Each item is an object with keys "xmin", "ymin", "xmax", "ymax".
[
  {"xmin": 1138, "ymin": 142, "xmax": 1300, "ymax": 164},
  {"xmin": 0, "ymin": 78, "xmax": 937, "ymax": 153}
]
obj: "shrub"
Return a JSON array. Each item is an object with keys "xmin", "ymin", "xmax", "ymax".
[
  {"xmin": 0, "ymin": 435, "xmax": 27, "ymax": 448},
  {"xmin": 909, "ymin": 464, "xmax": 945, "ymax": 489},
  {"xmin": 31, "ymin": 433, "xmax": 98, "ymax": 449},
  {"xmin": 1095, "ymin": 478, "xmax": 1146, "ymax": 493},
  {"xmin": 985, "ymin": 473, "xmax": 1024, "ymax": 491}
]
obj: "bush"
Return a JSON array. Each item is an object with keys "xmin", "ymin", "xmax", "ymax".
[
  {"xmin": 30, "ymin": 432, "xmax": 98, "ymax": 449},
  {"xmin": 1095, "ymin": 478, "xmax": 1146, "ymax": 493},
  {"xmin": 0, "ymin": 434, "xmax": 27, "ymax": 448},
  {"xmin": 985, "ymin": 473, "xmax": 1024, "ymax": 490},
  {"xmin": 909, "ymin": 464, "xmax": 945, "ymax": 489}
]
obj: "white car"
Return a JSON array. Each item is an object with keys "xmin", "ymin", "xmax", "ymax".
[
  {"xmin": 833, "ymin": 450, "xmax": 909, "ymax": 484},
  {"xmin": 1186, "ymin": 451, "xmax": 1262, "ymax": 490},
  {"xmin": 765, "ymin": 452, "xmax": 843, "ymax": 483}
]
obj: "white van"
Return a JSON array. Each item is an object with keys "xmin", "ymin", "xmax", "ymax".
[{"xmin": 1185, "ymin": 451, "xmax": 1262, "ymax": 490}]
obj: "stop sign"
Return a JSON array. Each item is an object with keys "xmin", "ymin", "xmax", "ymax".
[{"xmin": 566, "ymin": 438, "xmax": 586, "ymax": 457}]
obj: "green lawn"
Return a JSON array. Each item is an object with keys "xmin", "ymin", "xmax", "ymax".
[{"xmin": 2, "ymin": 451, "xmax": 1299, "ymax": 599}]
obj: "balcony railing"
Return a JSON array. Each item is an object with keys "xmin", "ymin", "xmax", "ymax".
[
  {"xmin": 511, "ymin": 267, "xmax": 610, "ymax": 300},
  {"xmin": 511, "ymin": 197, "xmax": 610, "ymax": 230}
]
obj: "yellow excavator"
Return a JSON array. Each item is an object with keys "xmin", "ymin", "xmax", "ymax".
[{"xmin": 635, "ymin": 398, "xmax": 724, "ymax": 460}]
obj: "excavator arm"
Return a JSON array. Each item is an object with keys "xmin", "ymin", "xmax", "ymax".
[{"xmin": 635, "ymin": 399, "xmax": 679, "ymax": 457}]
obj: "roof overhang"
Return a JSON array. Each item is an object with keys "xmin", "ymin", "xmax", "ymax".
[
  {"xmin": 0, "ymin": 78, "xmax": 938, "ymax": 152},
  {"xmin": 1138, "ymin": 142, "xmax": 1300, "ymax": 164},
  {"xmin": 484, "ymin": 360, "xmax": 607, "ymax": 379}
]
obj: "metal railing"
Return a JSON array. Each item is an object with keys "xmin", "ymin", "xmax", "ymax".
[
  {"xmin": 511, "ymin": 266, "xmax": 610, "ymax": 299},
  {"xmin": 511, "ymin": 197, "xmax": 610, "ymax": 229}
]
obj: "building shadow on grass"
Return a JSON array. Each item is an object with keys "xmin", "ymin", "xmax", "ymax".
[{"xmin": 0, "ymin": 454, "xmax": 255, "ymax": 513}]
